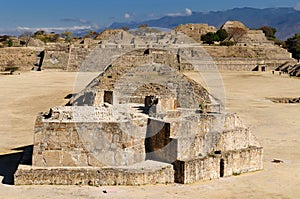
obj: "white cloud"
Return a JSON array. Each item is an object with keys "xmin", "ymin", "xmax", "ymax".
[
  {"xmin": 60, "ymin": 18, "xmax": 102, "ymax": 30},
  {"xmin": 167, "ymin": 8, "xmax": 193, "ymax": 17},
  {"xmin": 185, "ymin": 8, "xmax": 192, "ymax": 16},
  {"xmin": 16, "ymin": 26, "xmax": 92, "ymax": 33},
  {"xmin": 295, "ymin": 2, "xmax": 300, "ymax": 10},
  {"xmin": 61, "ymin": 18, "xmax": 91, "ymax": 25},
  {"xmin": 124, "ymin": 13, "xmax": 131, "ymax": 19},
  {"xmin": 166, "ymin": 12, "xmax": 183, "ymax": 17}
]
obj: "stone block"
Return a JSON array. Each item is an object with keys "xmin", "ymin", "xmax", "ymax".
[
  {"xmin": 33, "ymin": 154, "xmax": 45, "ymax": 167},
  {"xmin": 42, "ymin": 151, "xmax": 61, "ymax": 167},
  {"xmin": 61, "ymin": 151, "xmax": 76, "ymax": 166},
  {"xmin": 69, "ymin": 150, "xmax": 88, "ymax": 166}
]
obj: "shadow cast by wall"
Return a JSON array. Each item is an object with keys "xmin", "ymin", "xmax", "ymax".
[
  {"xmin": 145, "ymin": 119, "xmax": 178, "ymax": 164},
  {"xmin": 0, "ymin": 145, "xmax": 33, "ymax": 185}
]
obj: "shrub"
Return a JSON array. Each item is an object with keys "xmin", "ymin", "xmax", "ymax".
[
  {"xmin": 201, "ymin": 32, "xmax": 219, "ymax": 44},
  {"xmin": 260, "ymin": 26, "xmax": 277, "ymax": 40},
  {"xmin": 216, "ymin": 29, "xmax": 228, "ymax": 41},
  {"xmin": 8, "ymin": 39, "xmax": 13, "ymax": 47},
  {"xmin": 138, "ymin": 24, "xmax": 148, "ymax": 28},
  {"xmin": 5, "ymin": 66, "xmax": 19, "ymax": 72},
  {"xmin": 220, "ymin": 41, "xmax": 235, "ymax": 46},
  {"xmin": 284, "ymin": 33, "xmax": 300, "ymax": 61}
]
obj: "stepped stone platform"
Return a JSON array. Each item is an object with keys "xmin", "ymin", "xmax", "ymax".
[{"xmin": 14, "ymin": 28, "xmax": 263, "ymax": 186}]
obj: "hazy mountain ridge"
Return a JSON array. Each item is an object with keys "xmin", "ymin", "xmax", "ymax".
[{"xmin": 109, "ymin": 7, "xmax": 300, "ymax": 40}]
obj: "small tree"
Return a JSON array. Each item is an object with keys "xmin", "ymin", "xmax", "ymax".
[
  {"xmin": 34, "ymin": 30, "xmax": 46, "ymax": 36},
  {"xmin": 8, "ymin": 39, "xmax": 13, "ymax": 47},
  {"xmin": 50, "ymin": 34, "xmax": 60, "ymax": 42},
  {"xmin": 201, "ymin": 32, "xmax": 219, "ymax": 45},
  {"xmin": 138, "ymin": 24, "xmax": 148, "ymax": 29},
  {"xmin": 260, "ymin": 26, "xmax": 277, "ymax": 40},
  {"xmin": 83, "ymin": 30, "xmax": 98, "ymax": 39},
  {"xmin": 285, "ymin": 34, "xmax": 300, "ymax": 61},
  {"xmin": 61, "ymin": 31, "xmax": 73, "ymax": 43},
  {"xmin": 19, "ymin": 31, "xmax": 33, "ymax": 47},
  {"xmin": 121, "ymin": 26, "xmax": 130, "ymax": 31},
  {"xmin": 216, "ymin": 29, "xmax": 228, "ymax": 41}
]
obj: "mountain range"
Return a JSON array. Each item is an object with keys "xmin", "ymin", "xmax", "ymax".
[{"xmin": 109, "ymin": 7, "xmax": 300, "ymax": 40}]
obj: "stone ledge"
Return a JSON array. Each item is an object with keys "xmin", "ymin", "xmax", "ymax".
[{"xmin": 14, "ymin": 160, "xmax": 174, "ymax": 186}]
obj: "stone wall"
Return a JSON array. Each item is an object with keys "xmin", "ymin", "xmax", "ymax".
[
  {"xmin": 42, "ymin": 44, "xmax": 93, "ymax": 71},
  {"xmin": 0, "ymin": 45, "xmax": 93, "ymax": 72},
  {"xmin": 214, "ymin": 58, "xmax": 296, "ymax": 71},
  {"xmin": 0, "ymin": 47, "xmax": 41, "ymax": 71},
  {"xmin": 43, "ymin": 45, "xmax": 69, "ymax": 70},
  {"xmin": 33, "ymin": 114, "xmax": 99, "ymax": 167},
  {"xmin": 202, "ymin": 45, "xmax": 296, "ymax": 71},
  {"xmin": 67, "ymin": 46, "xmax": 93, "ymax": 71},
  {"xmin": 33, "ymin": 111, "xmax": 148, "ymax": 167},
  {"xmin": 174, "ymin": 146, "xmax": 263, "ymax": 184}
]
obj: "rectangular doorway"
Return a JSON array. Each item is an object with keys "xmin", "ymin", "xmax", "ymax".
[{"xmin": 104, "ymin": 91, "xmax": 113, "ymax": 104}]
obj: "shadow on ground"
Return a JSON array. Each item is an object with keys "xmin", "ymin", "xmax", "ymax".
[{"xmin": 0, "ymin": 145, "xmax": 33, "ymax": 185}]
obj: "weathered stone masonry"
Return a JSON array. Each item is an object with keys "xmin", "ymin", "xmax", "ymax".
[
  {"xmin": 15, "ymin": 29, "xmax": 263, "ymax": 186},
  {"xmin": 1, "ymin": 23, "xmax": 296, "ymax": 72}
]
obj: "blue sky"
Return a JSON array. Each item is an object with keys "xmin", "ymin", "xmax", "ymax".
[{"xmin": 1, "ymin": 0, "xmax": 300, "ymax": 34}]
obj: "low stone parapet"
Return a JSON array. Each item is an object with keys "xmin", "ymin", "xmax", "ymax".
[{"xmin": 15, "ymin": 160, "xmax": 174, "ymax": 186}]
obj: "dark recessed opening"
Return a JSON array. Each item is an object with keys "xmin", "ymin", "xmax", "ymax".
[
  {"xmin": 214, "ymin": 150, "xmax": 221, "ymax": 155},
  {"xmin": 104, "ymin": 91, "xmax": 113, "ymax": 104},
  {"xmin": 145, "ymin": 96, "xmax": 159, "ymax": 108},
  {"xmin": 144, "ymin": 49, "xmax": 150, "ymax": 55},
  {"xmin": 220, "ymin": 159, "xmax": 225, "ymax": 177},
  {"xmin": 252, "ymin": 65, "xmax": 259, "ymax": 71}
]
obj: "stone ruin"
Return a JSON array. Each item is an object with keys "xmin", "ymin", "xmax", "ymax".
[
  {"xmin": 15, "ymin": 29, "xmax": 263, "ymax": 186},
  {"xmin": 1, "ymin": 21, "xmax": 295, "ymax": 72},
  {"xmin": 220, "ymin": 21, "xmax": 274, "ymax": 46},
  {"xmin": 276, "ymin": 63, "xmax": 300, "ymax": 77},
  {"xmin": 173, "ymin": 24, "xmax": 217, "ymax": 42}
]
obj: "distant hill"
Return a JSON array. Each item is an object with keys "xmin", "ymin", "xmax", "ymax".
[{"xmin": 109, "ymin": 7, "xmax": 300, "ymax": 40}]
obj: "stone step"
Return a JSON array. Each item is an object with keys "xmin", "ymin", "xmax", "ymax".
[{"xmin": 15, "ymin": 160, "xmax": 174, "ymax": 186}]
